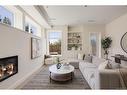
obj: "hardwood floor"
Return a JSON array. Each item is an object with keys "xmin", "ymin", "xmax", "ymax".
[{"xmin": 17, "ymin": 65, "xmax": 90, "ymax": 89}]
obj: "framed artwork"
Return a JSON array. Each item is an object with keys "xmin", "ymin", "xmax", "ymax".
[{"xmin": 31, "ymin": 37, "xmax": 41, "ymax": 59}]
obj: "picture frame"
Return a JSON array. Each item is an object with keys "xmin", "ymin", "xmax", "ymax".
[{"xmin": 31, "ymin": 37, "xmax": 41, "ymax": 59}]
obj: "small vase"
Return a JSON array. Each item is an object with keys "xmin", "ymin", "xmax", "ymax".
[
  {"xmin": 56, "ymin": 63, "xmax": 61, "ymax": 69},
  {"xmin": 72, "ymin": 47, "xmax": 75, "ymax": 50},
  {"xmin": 105, "ymin": 54, "xmax": 108, "ymax": 60},
  {"xmin": 104, "ymin": 50, "xmax": 109, "ymax": 60}
]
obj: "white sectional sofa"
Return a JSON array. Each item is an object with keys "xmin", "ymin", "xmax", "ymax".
[
  {"xmin": 79, "ymin": 56, "xmax": 127, "ymax": 89},
  {"xmin": 79, "ymin": 56, "xmax": 106, "ymax": 89}
]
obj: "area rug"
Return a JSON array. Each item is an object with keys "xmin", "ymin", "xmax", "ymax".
[{"xmin": 18, "ymin": 65, "xmax": 90, "ymax": 89}]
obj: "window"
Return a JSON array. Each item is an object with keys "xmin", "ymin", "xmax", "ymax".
[
  {"xmin": 49, "ymin": 31, "xmax": 62, "ymax": 55},
  {"xmin": 25, "ymin": 16, "xmax": 41, "ymax": 37},
  {"xmin": 90, "ymin": 32, "xmax": 101, "ymax": 57},
  {"xmin": 90, "ymin": 33, "xmax": 97, "ymax": 56},
  {"xmin": 0, "ymin": 6, "xmax": 14, "ymax": 26},
  {"xmin": 25, "ymin": 23, "xmax": 37, "ymax": 35}
]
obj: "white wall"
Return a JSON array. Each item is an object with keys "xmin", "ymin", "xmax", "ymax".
[
  {"xmin": 106, "ymin": 13, "xmax": 127, "ymax": 59},
  {"xmin": 46, "ymin": 24, "xmax": 105, "ymax": 59},
  {"xmin": 0, "ymin": 23, "xmax": 46, "ymax": 89},
  {"xmin": 68, "ymin": 24, "xmax": 105, "ymax": 57},
  {"xmin": 66, "ymin": 24, "xmax": 105, "ymax": 59}
]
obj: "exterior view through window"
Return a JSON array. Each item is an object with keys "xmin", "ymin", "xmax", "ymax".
[
  {"xmin": 49, "ymin": 31, "xmax": 62, "ymax": 55},
  {"xmin": 0, "ymin": 6, "xmax": 13, "ymax": 26}
]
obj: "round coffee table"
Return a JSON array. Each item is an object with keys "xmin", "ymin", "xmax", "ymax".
[{"xmin": 49, "ymin": 64, "xmax": 74, "ymax": 82}]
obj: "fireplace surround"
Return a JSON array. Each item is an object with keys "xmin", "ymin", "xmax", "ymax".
[{"xmin": 0, "ymin": 56, "xmax": 18, "ymax": 82}]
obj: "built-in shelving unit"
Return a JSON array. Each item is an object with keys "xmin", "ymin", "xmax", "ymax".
[{"xmin": 67, "ymin": 32, "xmax": 82, "ymax": 50}]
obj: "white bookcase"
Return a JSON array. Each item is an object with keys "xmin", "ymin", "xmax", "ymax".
[{"xmin": 67, "ymin": 32, "xmax": 82, "ymax": 50}]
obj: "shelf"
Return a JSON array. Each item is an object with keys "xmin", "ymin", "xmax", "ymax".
[
  {"xmin": 67, "ymin": 32, "xmax": 82, "ymax": 51},
  {"xmin": 68, "ymin": 43, "xmax": 82, "ymax": 44},
  {"xmin": 68, "ymin": 38, "xmax": 81, "ymax": 39}
]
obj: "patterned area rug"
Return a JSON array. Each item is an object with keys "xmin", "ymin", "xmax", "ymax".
[{"xmin": 18, "ymin": 65, "xmax": 90, "ymax": 89}]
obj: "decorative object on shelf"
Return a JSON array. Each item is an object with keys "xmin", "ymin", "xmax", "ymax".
[
  {"xmin": 0, "ymin": 15, "xmax": 2, "ymax": 23},
  {"xmin": 68, "ymin": 32, "xmax": 82, "ymax": 50},
  {"xmin": 2, "ymin": 17, "xmax": 11, "ymax": 25},
  {"xmin": 31, "ymin": 37, "xmax": 41, "ymax": 59},
  {"xmin": 71, "ymin": 46, "xmax": 75, "ymax": 50},
  {"xmin": 25, "ymin": 24, "xmax": 29, "ymax": 32},
  {"xmin": 30, "ymin": 28, "xmax": 33, "ymax": 34},
  {"xmin": 101, "ymin": 37, "xmax": 112, "ymax": 60},
  {"xmin": 120, "ymin": 32, "xmax": 127, "ymax": 54}
]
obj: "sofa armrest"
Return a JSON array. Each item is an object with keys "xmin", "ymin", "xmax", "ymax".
[{"xmin": 98, "ymin": 69, "xmax": 120, "ymax": 89}]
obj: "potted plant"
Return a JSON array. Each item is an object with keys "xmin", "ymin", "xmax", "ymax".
[{"xmin": 101, "ymin": 37, "xmax": 112, "ymax": 60}]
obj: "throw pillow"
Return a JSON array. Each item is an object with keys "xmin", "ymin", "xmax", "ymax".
[
  {"xmin": 121, "ymin": 60, "xmax": 127, "ymax": 68},
  {"xmin": 98, "ymin": 61, "xmax": 108, "ymax": 70},
  {"xmin": 77, "ymin": 53, "xmax": 85, "ymax": 60},
  {"xmin": 105, "ymin": 60, "xmax": 120, "ymax": 69},
  {"xmin": 105, "ymin": 63, "xmax": 112, "ymax": 69},
  {"xmin": 77, "ymin": 53, "xmax": 83, "ymax": 60},
  {"xmin": 84, "ymin": 54, "xmax": 92, "ymax": 63}
]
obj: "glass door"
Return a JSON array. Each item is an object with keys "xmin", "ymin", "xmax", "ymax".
[{"xmin": 90, "ymin": 32, "xmax": 101, "ymax": 57}]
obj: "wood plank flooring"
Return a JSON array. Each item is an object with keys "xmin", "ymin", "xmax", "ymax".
[{"xmin": 17, "ymin": 65, "xmax": 90, "ymax": 89}]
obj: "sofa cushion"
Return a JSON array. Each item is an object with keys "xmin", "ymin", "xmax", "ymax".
[
  {"xmin": 121, "ymin": 60, "xmax": 127, "ymax": 68},
  {"xmin": 80, "ymin": 61, "xmax": 97, "ymax": 68},
  {"xmin": 92, "ymin": 56, "xmax": 105, "ymax": 65}
]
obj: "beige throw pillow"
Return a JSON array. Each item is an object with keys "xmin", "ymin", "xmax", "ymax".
[
  {"xmin": 105, "ymin": 61, "xmax": 120, "ymax": 69},
  {"xmin": 84, "ymin": 55, "xmax": 92, "ymax": 63}
]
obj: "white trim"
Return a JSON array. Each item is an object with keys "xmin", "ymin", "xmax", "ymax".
[{"xmin": 46, "ymin": 30, "xmax": 62, "ymax": 55}]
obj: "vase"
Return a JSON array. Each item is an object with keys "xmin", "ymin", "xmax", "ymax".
[
  {"xmin": 56, "ymin": 63, "xmax": 61, "ymax": 69},
  {"xmin": 104, "ymin": 50, "xmax": 109, "ymax": 60},
  {"xmin": 72, "ymin": 47, "xmax": 75, "ymax": 50},
  {"xmin": 104, "ymin": 54, "xmax": 108, "ymax": 60}
]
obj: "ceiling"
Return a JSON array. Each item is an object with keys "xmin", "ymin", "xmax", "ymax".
[{"xmin": 43, "ymin": 6, "xmax": 127, "ymax": 26}]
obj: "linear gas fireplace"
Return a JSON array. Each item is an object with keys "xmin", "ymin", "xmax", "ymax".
[{"xmin": 0, "ymin": 56, "xmax": 18, "ymax": 82}]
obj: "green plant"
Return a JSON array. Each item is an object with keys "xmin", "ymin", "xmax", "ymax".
[
  {"xmin": 101, "ymin": 37, "xmax": 112, "ymax": 59},
  {"xmin": 56, "ymin": 57, "xmax": 60, "ymax": 63},
  {"xmin": 56, "ymin": 57, "xmax": 64, "ymax": 64}
]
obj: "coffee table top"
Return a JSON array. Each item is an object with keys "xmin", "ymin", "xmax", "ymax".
[{"xmin": 49, "ymin": 64, "xmax": 74, "ymax": 74}]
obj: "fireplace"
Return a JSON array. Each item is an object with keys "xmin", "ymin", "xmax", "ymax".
[{"xmin": 0, "ymin": 56, "xmax": 18, "ymax": 82}]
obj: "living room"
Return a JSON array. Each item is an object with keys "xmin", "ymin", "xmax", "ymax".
[{"xmin": 0, "ymin": 2, "xmax": 127, "ymax": 92}]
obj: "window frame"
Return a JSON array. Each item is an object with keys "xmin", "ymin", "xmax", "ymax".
[
  {"xmin": 0, "ymin": 6, "xmax": 14, "ymax": 26},
  {"xmin": 48, "ymin": 31, "xmax": 62, "ymax": 56}
]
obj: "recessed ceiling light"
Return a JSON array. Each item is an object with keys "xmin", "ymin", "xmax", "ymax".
[
  {"xmin": 83, "ymin": 5, "xmax": 88, "ymax": 7},
  {"xmin": 46, "ymin": 6, "xmax": 48, "ymax": 8},
  {"xmin": 48, "ymin": 18, "xmax": 56, "ymax": 21},
  {"xmin": 88, "ymin": 20, "xmax": 96, "ymax": 23}
]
